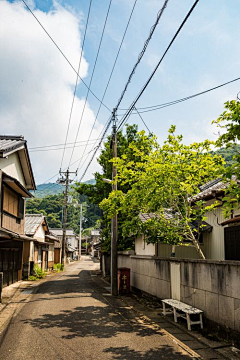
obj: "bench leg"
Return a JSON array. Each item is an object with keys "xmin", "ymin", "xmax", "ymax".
[
  {"xmin": 173, "ymin": 308, "xmax": 178, "ymax": 323},
  {"xmin": 200, "ymin": 313, "xmax": 203, "ymax": 329},
  {"xmin": 186, "ymin": 314, "xmax": 191, "ymax": 331},
  {"xmin": 162, "ymin": 302, "xmax": 166, "ymax": 316}
]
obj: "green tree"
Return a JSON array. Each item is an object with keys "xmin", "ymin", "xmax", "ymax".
[
  {"xmin": 213, "ymin": 100, "xmax": 240, "ymax": 217},
  {"xmin": 100, "ymin": 126, "xmax": 225, "ymax": 259},
  {"xmin": 75, "ymin": 124, "xmax": 155, "ymax": 251}
]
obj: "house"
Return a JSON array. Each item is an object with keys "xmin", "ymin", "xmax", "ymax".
[
  {"xmin": 50, "ymin": 228, "xmax": 78, "ymax": 261},
  {"xmin": 0, "ymin": 136, "xmax": 36, "ymax": 287},
  {"xmin": 24, "ymin": 214, "xmax": 57, "ymax": 277},
  {"xmin": 91, "ymin": 229, "xmax": 101, "ymax": 258},
  {"xmin": 135, "ymin": 179, "xmax": 240, "ymax": 261}
]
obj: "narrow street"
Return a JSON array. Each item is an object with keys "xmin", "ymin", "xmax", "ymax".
[{"xmin": 0, "ymin": 257, "xmax": 195, "ymax": 360}]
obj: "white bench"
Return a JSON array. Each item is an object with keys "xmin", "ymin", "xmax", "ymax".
[{"xmin": 162, "ymin": 299, "xmax": 203, "ymax": 331}]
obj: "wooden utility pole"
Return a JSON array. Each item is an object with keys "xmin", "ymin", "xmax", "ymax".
[
  {"xmin": 58, "ymin": 169, "xmax": 76, "ymax": 265},
  {"xmin": 111, "ymin": 109, "xmax": 118, "ymax": 296}
]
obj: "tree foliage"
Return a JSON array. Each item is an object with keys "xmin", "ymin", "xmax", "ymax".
[
  {"xmin": 75, "ymin": 124, "xmax": 155, "ymax": 251},
  {"xmin": 100, "ymin": 126, "xmax": 225, "ymax": 258},
  {"xmin": 213, "ymin": 100, "xmax": 240, "ymax": 217},
  {"xmin": 26, "ymin": 191, "xmax": 101, "ymax": 233}
]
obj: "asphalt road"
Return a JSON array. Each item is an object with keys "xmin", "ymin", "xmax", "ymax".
[{"xmin": 0, "ymin": 257, "xmax": 194, "ymax": 360}]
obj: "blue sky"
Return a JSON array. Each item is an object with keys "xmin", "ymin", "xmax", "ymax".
[{"xmin": 1, "ymin": 0, "xmax": 240, "ymax": 183}]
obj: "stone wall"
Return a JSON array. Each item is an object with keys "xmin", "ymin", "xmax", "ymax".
[{"xmin": 118, "ymin": 253, "xmax": 240, "ymax": 334}]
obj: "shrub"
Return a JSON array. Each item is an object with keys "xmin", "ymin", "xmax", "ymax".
[
  {"xmin": 28, "ymin": 275, "xmax": 37, "ymax": 281},
  {"xmin": 54, "ymin": 263, "xmax": 64, "ymax": 271},
  {"xmin": 33, "ymin": 265, "xmax": 47, "ymax": 279}
]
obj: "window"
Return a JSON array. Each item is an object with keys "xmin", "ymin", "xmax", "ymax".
[
  {"xmin": 3, "ymin": 186, "xmax": 24, "ymax": 219},
  {"xmin": 3, "ymin": 186, "xmax": 19, "ymax": 217}
]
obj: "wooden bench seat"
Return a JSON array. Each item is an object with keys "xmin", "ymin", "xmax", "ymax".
[{"xmin": 162, "ymin": 299, "xmax": 203, "ymax": 331}]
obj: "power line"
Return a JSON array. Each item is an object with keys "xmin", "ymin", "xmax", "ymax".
[
  {"xmin": 78, "ymin": 0, "xmax": 169, "ymax": 181},
  {"xmin": 117, "ymin": 0, "xmax": 200, "ymax": 131},
  {"xmin": 60, "ymin": 0, "xmax": 92, "ymax": 169},
  {"xmin": 20, "ymin": 0, "xmax": 111, "ymax": 113},
  {"xmin": 78, "ymin": 116, "xmax": 113, "ymax": 182},
  {"xmin": 134, "ymin": 106, "xmax": 151, "ymax": 133},
  {"xmin": 29, "ymin": 141, "xmax": 101, "ymax": 153},
  {"xmin": 75, "ymin": 0, "xmax": 138, "ymax": 173},
  {"xmin": 119, "ymin": 77, "xmax": 240, "ymax": 114},
  {"xmin": 28, "ymin": 137, "xmax": 105, "ymax": 150},
  {"xmin": 68, "ymin": 0, "xmax": 113, "ymax": 167},
  {"xmin": 114, "ymin": 0, "xmax": 169, "ymax": 112}
]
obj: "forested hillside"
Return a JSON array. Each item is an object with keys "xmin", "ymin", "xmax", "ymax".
[
  {"xmin": 32, "ymin": 179, "xmax": 95, "ymax": 198},
  {"xmin": 26, "ymin": 187, "xmax": 101, "ymax": 233}
]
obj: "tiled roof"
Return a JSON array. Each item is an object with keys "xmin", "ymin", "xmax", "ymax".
[
  {"xmin": 25, "ymin": 214, "xmax": 45, "ymax": 236},
  {"xmin": 49, "ymin": 228, "xmax": 76, "ymax": 237},
  {"xmin": 193, "ymin": 178, "xmax": 227, "ymax": 201},
  {"xmin": 139, "ymin": 210, "xmax": 174, "ymax": 223},
  {"xmin": 0, "ymin": 136, "xmax": 25, "ymax": 157}
]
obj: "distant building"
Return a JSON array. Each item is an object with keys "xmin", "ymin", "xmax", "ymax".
[
  {"xmin": 24, "ymin": 214, "xmax": 58, "ymax": 277},
  {"xmin": 50, "ymin": 228, "xmax": 78, "ymax": 260}
]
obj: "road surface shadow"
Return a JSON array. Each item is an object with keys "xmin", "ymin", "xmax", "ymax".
[
  {"xmin": 23, "ymin": 303, "xmax": 164, "ymax": 339},
  {"xmin": 104, "ymin": 346, "xmax": 192, "ymax": 359}
]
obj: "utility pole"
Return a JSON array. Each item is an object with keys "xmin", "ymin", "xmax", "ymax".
[
  {"xmin": 79, "ymin": 204, "xmax": 82, "ymax": 260},
  {"xmin": 111, "ymin": 109, "xmax": 118, "ymax": 296},
  {"xmin": 58, "ymin": 168, "xmax": 76, "ymax": 265}
]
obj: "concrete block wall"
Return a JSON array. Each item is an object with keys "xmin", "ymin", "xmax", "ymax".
[
  {"xmin": 118, "ymin": 254, "xmax": 171, "ymax": 300},
  {"xmin": 180, "ymin": 260, "xmax": 240, "ymax": 333},
  {"xmin": 118, "ymin": 253, "xmax": 240, "ymax": 334}
]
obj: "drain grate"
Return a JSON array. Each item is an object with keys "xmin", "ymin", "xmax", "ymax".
[{"xmin": 22, "ymin": 289, "xmax": 33, "ymax": 295}]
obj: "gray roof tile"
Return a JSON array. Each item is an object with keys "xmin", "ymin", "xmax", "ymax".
[{"xmin": 25, "ymin": 214, "xmax": 44, "ymax": 236}]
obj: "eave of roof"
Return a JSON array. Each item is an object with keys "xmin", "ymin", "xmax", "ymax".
[
  {"xmin": 0, "ymin": 227, "xmax": 33, "ymax": 241},
  {"xmin": 0, "ymin": 136, "xmax": 36, "ymax": 191},
  {"xmin": 3, "ymin": 172, "xmax": 33, "ymax": 198},
  {"xmin": 221, "ymin": 216, "xmax": 240, "ymax": 226}
]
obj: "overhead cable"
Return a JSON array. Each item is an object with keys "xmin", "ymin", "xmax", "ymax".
[
  {"xmin": 78, "ymin": 116, "xmax": 113, "ymax": 182},
  {"xmin": 120, "ymin": 77, "xmax": 240, "ymax": 114},
  {"xmin": 134, "ymin": 106, "xmax": 151, "ymax": 133},
  {"xmin": 68, "ymin": 0, "xmax": 113, "ymax": 167},
  {"xmin": 117, "ymin": 0, "xmax": 200, "ymax": 131},
  {"xmin": 20, "ymin": 0, "xmax": 111, "ymax": 113},
  {"xmin": 60, "ymin": 0, "xmax": 93, "ymax": 169},
  {"xmin": 75, "ymin": 0, "xmax": 138, "ymax": 174},
  {"xmin": 114, "ymin": 0, "xmax": 169, "ymax": 112},
  {"xmin": 78, "ymin": 0, "xmax": 169, "ymax": 181}
]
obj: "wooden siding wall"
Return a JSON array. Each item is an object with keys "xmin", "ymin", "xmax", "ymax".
[
  {"xmin": 203, "ymin": 207, "xmax": 225, "ymax": 260},
  {"xmin": 3, "ymin": 187, "xmax": 18, "ymax": 217},
  {"xmin": 2, "ymin": 213, "xmax": 24, "ymax": 234}
]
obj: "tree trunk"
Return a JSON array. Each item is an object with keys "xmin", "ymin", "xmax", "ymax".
[{"xmin": 189, "ymin": 229, "xmax": 205, "ymax": 259}]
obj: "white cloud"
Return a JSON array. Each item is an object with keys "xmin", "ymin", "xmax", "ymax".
[{"xmin": 0, "ymin": 0, "xmax": 103, "ymax": 184}]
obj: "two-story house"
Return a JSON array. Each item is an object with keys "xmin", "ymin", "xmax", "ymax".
[{"xmin": 0, "ymin": 136, "xmax": 36, "ymax": 287}]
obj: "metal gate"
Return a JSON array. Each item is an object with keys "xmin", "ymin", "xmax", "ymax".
[{"xmin": 170, "ymin": 262, "xmax": 180, "ymax": 300}]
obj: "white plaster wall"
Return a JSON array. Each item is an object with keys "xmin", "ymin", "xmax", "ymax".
[
  {"xmin": 35, "ymin": 225, "xmax": 45, "ymax": 242},
  {"xmin": 67, "ymin": 236, "xmax": 75, "ymax": 248},
  {"xmin": 135, "ymin": 236, "xmax": 156, "ymax": 256},
  {"xmin": 29, "ymin": 241, "xmax": 34, "ymax": 261},
  {"xmin": 0, "ymin": 153, "xmax": 26, "ymax": 186},
  {"xmin": 48, "ymin": 244, "xmax": 54, "ymax": 261}
]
